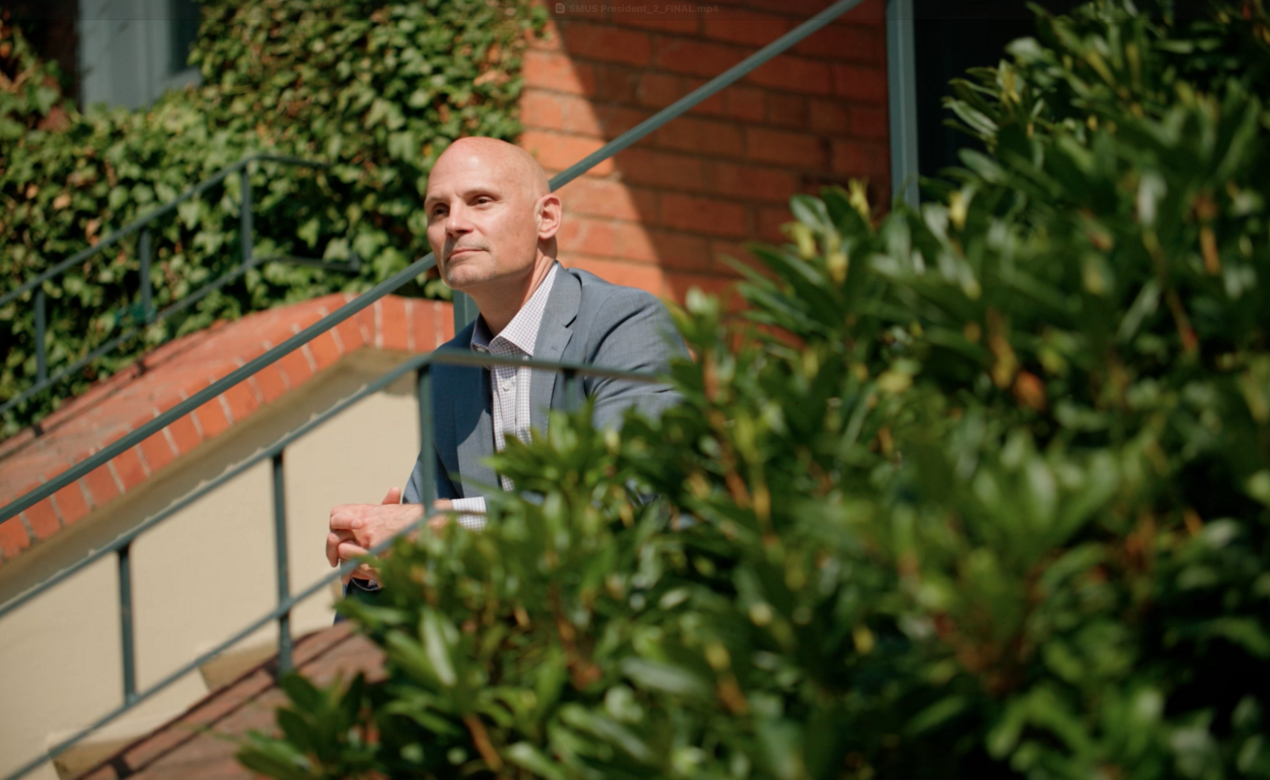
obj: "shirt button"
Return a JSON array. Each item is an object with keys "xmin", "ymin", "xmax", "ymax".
[{"xmin": 501, "ymin": 380, "xmax": 512, "ymax": 391}]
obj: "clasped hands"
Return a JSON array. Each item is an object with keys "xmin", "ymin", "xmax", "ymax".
[{"xmin": 326, "ymin": 488, "xmax": 454, "ymax": 585}]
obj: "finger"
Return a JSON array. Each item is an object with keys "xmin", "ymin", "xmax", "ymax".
[
  {"xmin": 432, "ymin": 498, "xmax": 453, "ymax": 512},
  {"xmin": 428, "ymin": 515, "xmax": 450, "ymax": 531},
  {"xmin": 329, "ymin": 510, "xmax": 363, "ymax": 532},
  {"xmin": 338, "ymin": 541, "xmax": 374, "ymax": 583},
  {"xmin": 327, "ymin": 528, "xmax": 359, "ymax": 565},
  {"xmin": 326, "ymin": 531, "xmax": 357, "ymax": 566},
  {"xmin": 326, "ymin": 532, "xmax": 340, "ymax": 567},
  {"xmin": 344, "ymin": 562, "xmax": 380, "ymax": 585},
  {"xmin": 338, "ymin": 541, "xmax": 371, "ymax": 561},
  {"xmin": 381, "ymin": 487, "xmax": 402, "ymax": 505}
]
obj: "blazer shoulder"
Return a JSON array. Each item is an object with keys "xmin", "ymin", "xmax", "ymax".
[
  {"xmin": 571, "ymin": 269, "xmax": 666, "ymax": 318},
  {"xmin": 565, "ymin": 270, "xmax": 684, "ymax": 364}
]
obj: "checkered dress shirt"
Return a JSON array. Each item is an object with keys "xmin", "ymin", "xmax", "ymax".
[{"xmin": 448, "ymin": 263, "xmax": 559, "ymax": 529}]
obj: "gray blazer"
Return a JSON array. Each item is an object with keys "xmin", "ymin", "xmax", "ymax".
[{"xmin": 402, "ymin": 266, "xmax": 688, "ymax": 506}]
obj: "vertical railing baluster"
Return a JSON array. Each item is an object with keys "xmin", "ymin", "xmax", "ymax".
[
  {"xmin": 887, "ymin": 0, "xmax": 920, "ymax": 208},
  {"xmin": 240, "ymin": 167, "xmax": 254, "ymax": 266},
  {"xmin": 562, "ymin": 368, "xmax": 579, "ymax": 412},
  {"xmin": 117, "ymin": 544, "xmax": 137, "ymax": 705},
  {"xmin": 271, "ymin": 452, "xmax": 293, "ymax": 673},
  {"xmin": 139, "ymin": 228, "xmax": 153, "ymax": 323},
  {"xmin": 34, "ymin": 288, "xmax": 48, "ymax": 385},
  {"xmin": 452, "ymin": 291, "xmax": 478, "ymax": 333},
  {"xmin": 417, "ymin": 367, "xmax": 437, "ymax": 513}
]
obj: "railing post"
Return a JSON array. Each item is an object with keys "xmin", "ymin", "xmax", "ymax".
[
  {"xmin": 452, "ymin": 291, "xmax": 478, "ymax": 333},
  {"xmin": 139, "ymin": 228, "xmax": 153, "ymax": 323},
  {"xmin": 117, "ymin": 544, "xmax": 137, "ymax": 705},
  {"xmin": 417, "ymin": 367, "xmax": 437, "ymax": 511},
  {"xmin": 562, "ymin": 368, "xmax": 579, "ymax": 412},
  {"xmin": 240, "ymin": 166, "xmax": 254, "ymax": 265},
  {"xmin": 887, "ymin": 0, "xmax": 920, "ymax": 208},
  {"xmin": 34, "ymin": 288, "xmax": 48, "ymax": 385},
  {"xmin": 271, "ymin": 452, "xmax": 293, "ymax": 673}
]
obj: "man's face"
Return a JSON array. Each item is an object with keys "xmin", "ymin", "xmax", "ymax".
[{"xmin": 423, "ymin": 147, "xmax": 542, "ymax": 292}]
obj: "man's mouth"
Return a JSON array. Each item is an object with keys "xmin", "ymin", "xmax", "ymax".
[{"xmin": 447, "ymin": 248, "xmax": 481, "ymax": 261}]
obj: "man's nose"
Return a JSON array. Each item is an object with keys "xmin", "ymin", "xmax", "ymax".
[{"xmin": 445, "ymin": 205, "xmax": 473, "ymax": 236}]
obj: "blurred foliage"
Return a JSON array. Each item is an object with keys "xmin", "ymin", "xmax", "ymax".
[
  {"xmin": 240, "ymin": 1, "xmax": 1270, "ymax": 778},
  {"xmin": 0, "ymin": 0, "xmax": 544, "ymax": 437}
]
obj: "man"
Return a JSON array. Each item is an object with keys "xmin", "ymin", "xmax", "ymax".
[{"xmin": 326, "ymin": 137, "xmax": 686, "ymax": 587}]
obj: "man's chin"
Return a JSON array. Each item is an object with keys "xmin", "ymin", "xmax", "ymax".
[{"xmin": 444, "ymin": 268, "xmax": 490, "ymax": 292}]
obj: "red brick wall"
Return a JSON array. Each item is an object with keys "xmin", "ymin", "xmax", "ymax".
[{"xmin": 519, "ymin": 0, "xmax": 891, "ymax": 302}]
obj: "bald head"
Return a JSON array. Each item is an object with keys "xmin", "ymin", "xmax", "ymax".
[
  {"xmin": 433, "ymin": 137, "xmax": 550, "ymax": 203},
  {"xmin": 422, "ymin": 137, "xmax": 563, "ymax": 330}
]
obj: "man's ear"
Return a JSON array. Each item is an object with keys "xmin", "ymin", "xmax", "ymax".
[{"xmin": 536, "ymin": 193, "xmax": 563, "ymax": 241}]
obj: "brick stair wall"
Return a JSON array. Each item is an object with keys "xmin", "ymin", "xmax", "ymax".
[{"xmin": 0, "ymin": 295, "xmax": 453, "ymax": 564}]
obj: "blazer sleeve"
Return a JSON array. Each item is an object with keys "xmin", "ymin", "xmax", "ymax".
[{"xmin": 402, "ymin": 447, "xmax": 460, "ymax": 505}]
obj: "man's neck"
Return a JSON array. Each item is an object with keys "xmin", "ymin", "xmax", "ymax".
[{"xmin": 469, "ymin": 257, "xmax": 555, "ymax": 335}]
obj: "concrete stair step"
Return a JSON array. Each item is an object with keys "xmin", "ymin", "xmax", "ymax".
[{"xmin": 51, "ymin": 639, "xmax": 279, "ymax": 780}]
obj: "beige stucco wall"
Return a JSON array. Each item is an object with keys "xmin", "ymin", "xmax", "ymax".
[{"xmin": 0, "ymin": 349, "xmax": 422, "ymax": 780}]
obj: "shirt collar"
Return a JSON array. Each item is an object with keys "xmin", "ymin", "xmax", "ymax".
[{"xmin": 469, "ymin": 262, "xmax": 559, "ymax": 357}]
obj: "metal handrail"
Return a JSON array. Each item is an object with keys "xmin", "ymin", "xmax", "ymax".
[
  {"xmin": 0, "ymin": 153, "xmax": 364, "ymax": 421},
  {"xmin": 0, "ymin": 0, "xmax": 869, "ymax": 775}
]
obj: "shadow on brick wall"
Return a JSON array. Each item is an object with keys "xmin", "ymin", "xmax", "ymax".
[{"xmin": 519, "ymin": 0, "xmax": 892, "ymax": 308}]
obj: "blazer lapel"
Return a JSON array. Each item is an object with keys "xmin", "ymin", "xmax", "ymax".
[
  {"xmin": 530, "ymin": 268, "xmax": 581, "ymax": 435},
  {"xmin": 434, "ymin": 323, "xmax": 497, "ymax": 498},
  {"xmin": 452, "ymin": 363, "xmax": 500, "ymax": 498}
]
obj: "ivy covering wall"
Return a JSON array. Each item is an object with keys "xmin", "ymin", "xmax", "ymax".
[
  {"xmin": 0, "ymin": 0, "xmax": 544, "ymax": 437},
  {"xmin": 240, "ymin": 1, "xmax": 1270, "ymax": 778}
]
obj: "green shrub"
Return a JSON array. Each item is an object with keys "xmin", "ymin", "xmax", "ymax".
[
  {"xmin": 239, "ymin": 1, "xmax": 1270, "ymax": 778},
  {"xmin": 0, "ymin": 0, "xmax": 544, "ymax": 437}
]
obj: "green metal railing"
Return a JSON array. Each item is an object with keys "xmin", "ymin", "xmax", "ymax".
[
  {"xmin": 0, "ymin": 154, "xmax": 365, "ymax": 425},
  {"xmin": 0, "ymin": 1, "xmax": 870, "ymax": 776},
  {"xmin": 886, "ymin": 0, "xmax": 920, "ymax": 207}
]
